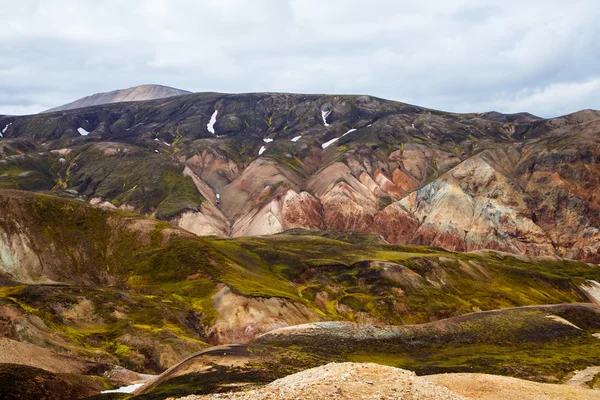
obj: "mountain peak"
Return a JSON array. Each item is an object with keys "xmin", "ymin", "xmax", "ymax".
[{"xmin": 42, "ymin": 84, "xmax": 191, "ymax": 113}]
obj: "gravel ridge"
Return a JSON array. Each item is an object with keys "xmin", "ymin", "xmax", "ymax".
[{"xmin": 171, "ymin": 362, "xmax": 469, "ymax": 400}]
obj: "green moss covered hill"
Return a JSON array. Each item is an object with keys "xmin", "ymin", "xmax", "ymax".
[{"xmin": 1, "ymin": 190, "xmax": 599, "ymax": 386}]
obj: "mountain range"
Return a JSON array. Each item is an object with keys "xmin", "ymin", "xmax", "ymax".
[
  {"xmin": 0, "ymin": 85, "xmax": 599, "ymax": 399},
  {"xmin": 2, "ymin": 85, "xmax": 599, "ymax": 262}
]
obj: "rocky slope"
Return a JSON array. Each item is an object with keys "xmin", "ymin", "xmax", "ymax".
[
  {"xmin": 1, "ymin": 92, "xmax": 599, "ymax": 262},
  {"xmin": 43, "ymin": 85, "xmax": 190, "ymax": 113}
]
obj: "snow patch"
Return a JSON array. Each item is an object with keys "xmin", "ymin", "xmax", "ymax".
[
  {"xmin": 411, "ymin": 123, "xmax": 415, "ymax": 128},
  {"xmin": 291, "ymin": 136, "xmax": 302, "ymax": 142},
  {"xmin": 322, "ymin": 137, "xmax": 339, "ymax": 149},
  {"xmin": 77, "ymin": 127, "xmax": 90, "ymax": 136},
  {"xmin": 321, "ymin": 110, "xmax": 330, "ymax": 127},
  {"xmin": 263, "ymin": 138, "xmax": 273, "ymax": 143},
  {"xmin": 154, "ymin": 138, "xmax": 159, "ymax": 141},
  {"xmin": 154, "ymin": 149, "xmax": 159, "ymax": 153},
  {"xmin": 216, "ymin": 193, "xmax": 220, "ymax": 199},
  {"xmin": 207, "ymin": 109, "xmax": 218, "ymax": 134},
  {"xmin": 1, "ymin": 123, "xmax": 12, "ymax": 137},
  {"xmin": 101, "ymin": 383, "xmax": 144, "ymax": 394},
  {"xmin": 367, "ymin": 124, "xmax": 372, "ymax": 127},
  {"xmin": 258, "ymin": 145, "xmax": 267, "ymax": 155},
  {"xmin": 342, "ymin": 128, "xmax": 356, "ymax": 137}
]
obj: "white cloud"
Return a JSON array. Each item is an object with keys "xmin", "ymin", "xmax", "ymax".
[
  {"xmin": 458, "ymin": 78, "xmax": 600, "ymax": 117},
  {"xmin": 0, "ymin": 0, "xmax": 598, "ymax": 117},
  {"xmin": 0, "ymin": 103, "xmax": 48, "ymax": 116}
]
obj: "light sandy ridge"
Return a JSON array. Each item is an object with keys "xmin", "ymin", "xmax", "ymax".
[{"xmin": 427, "ymin": 373, "xmax": 599, "ymax": 400}]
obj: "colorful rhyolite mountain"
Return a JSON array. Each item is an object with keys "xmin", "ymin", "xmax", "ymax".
[{"xmin": 2, "ymin": 90, "xmax": 598, "ymax": 262}]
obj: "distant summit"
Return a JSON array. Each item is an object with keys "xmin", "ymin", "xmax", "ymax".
[{"xmin": 43, "ymin": 84, "xmax": 190, "ymax": 113}]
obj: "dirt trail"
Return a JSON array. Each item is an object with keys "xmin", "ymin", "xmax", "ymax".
[{"xmin": 564, "ymin": 365, "xmax": 600, "ymax": 388}]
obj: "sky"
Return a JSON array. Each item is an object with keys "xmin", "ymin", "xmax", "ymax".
[{"xmin": 1, "ymin": 0, "xmax": 599, "ymax": 117}]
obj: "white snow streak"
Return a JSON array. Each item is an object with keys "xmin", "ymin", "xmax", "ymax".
[
  {"xmin": 321, "ymin": 137, "xmax": 339, "ymax": 149},
  {"xmin": 291, "ymin": 136, "xmax": 302, "ymax": 142},
  {"xmin": 207, "ymin": 110, "xmax": 218, "ymax": 134},
  {"xmin": 101, "ymin": 383, "xmax": 144, "ymax": 394},
  {"xmin": 1, "ymin": 123, "xmax": 12, "ymax": 137},
  {"xmin": 263, "ymin": 138, "xmax": 273, "ymax": 143},
  {"xmin": 216, "ymin": 193, "xmax": 220, "ymax": 199},
  {"xmin": 77, "ymin": 127, "xmax": 90, "ymax": 136},
  {"xmin": 321, "ymin": 110, "xmax": 330, "ymax": 127},
  {"xmin": 258, "ymin": 145, "xmax": 267, "ymax": 155},
  {"xmin": 322, "ymin": 127, "xmax": 358, "ymax": 149}
]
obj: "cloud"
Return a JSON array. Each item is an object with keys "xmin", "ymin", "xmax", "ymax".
[
  {"xmin": 0, "ymin": 0, "xmax": 599, "ymax": 117},
  {"xmin": 458, "ymin": 78, "xmax": 600, "ymax": 117}
]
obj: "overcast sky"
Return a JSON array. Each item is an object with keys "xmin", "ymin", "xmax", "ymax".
[{"xmin": 1, "ymin": 0, "xmax": 599, "ymax": 117}]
